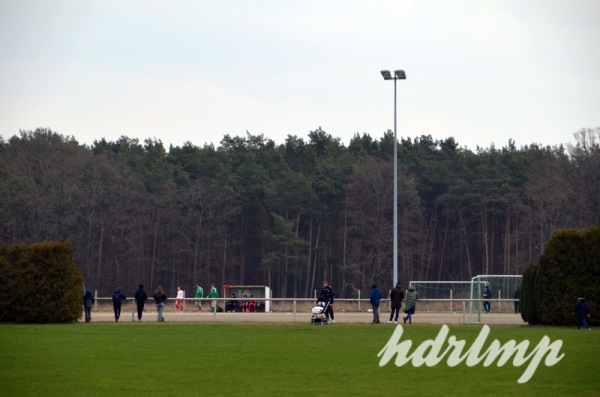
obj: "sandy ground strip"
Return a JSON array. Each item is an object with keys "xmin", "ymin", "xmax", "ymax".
[{"xmin": 84, "ymin": 310, "xmax": 527, "ymax": 326}]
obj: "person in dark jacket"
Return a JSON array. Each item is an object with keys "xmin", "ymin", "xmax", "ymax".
[
  {"xmin": 134, "ymin": 284, "xmax": 148, "ymax": 321},
  {"xmin": 83, "ymin": 289, "xmax": 94, "ymax": 323},
  {"xmin": 513, "ymin": 287, "xmax": 520, "ymax": 313},
  {"xmin": 388, "ymin": 282, "xmax": 405, "ymax": 323},
  {"xmin": 483, "ymin": 286, "xmax": 491, "ymax": 313},
  {"xmin": 227, "ymin": 293, "xmax": 237, "ymax": 312},
  {"xmin": 153, "ymin": 286, "xmax": 168, "ymax": 322},
  {"xmin": 319, "ymin": 281, "xmax": 335, "ymax": 322},
  {"xmin": 112, "ymin": 288, "xmax": 126, "ymax": 322},
  {"xmin": 370, "ymin": 284, "xmax": 382, "ymax": 324},
  {"xmin": 573, "ymin": 295, "xmax": 591, "ymax": 330}
]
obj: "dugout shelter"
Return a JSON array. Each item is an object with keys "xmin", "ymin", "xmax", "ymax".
[{"xmin": 226, "ymin": 285, "xmax": 271, "ymax": 312}]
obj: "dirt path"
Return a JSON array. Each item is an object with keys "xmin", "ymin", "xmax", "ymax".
[{"xmin": 86, "ymin": 310, "xmax": 527, "ymax": 325}]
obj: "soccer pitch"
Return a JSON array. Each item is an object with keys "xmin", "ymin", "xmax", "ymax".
[{"xmin": 0, "ymin": 323, "xmax": 598, "ymax": 396}]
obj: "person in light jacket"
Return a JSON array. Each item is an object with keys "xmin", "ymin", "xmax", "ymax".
[
  {"xmin": 403, "ymin": 284, "xmax": 418, "ymax": 324},
  {"xmin": 175, "ymin": 286, "xmax": 184, "ymax": 312}
]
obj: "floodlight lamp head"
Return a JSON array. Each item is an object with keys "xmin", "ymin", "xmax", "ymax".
[
  {"xmin": 380, "ymin": 70, "xmax": 392, "ymax": 80},
  {"xmin": 394, "ymin": 70, "xmax": 406, "ymax": 79}
]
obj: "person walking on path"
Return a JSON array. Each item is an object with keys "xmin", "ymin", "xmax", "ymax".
[
  {"xmin": 83, "ymin": 289, "xmax": 94, "ymax": 323},
  {"xmin": 573, "ymin": 295, "xmax": 591, "ymax": 330},
  {"xmin": 154, "ymin": 286, "xmax": 168, "ymax": 322},
  {"xmin": 388, "ymin": 282, "xmax": 405, "ymax": 323},
  {"xmin": 513, "ymin": 287, "xmax": 520, "ymax": 314},
  {"xmin": 195, "ymin": 283, "xmax": 204, "ymax": 313},
  {"xmin": 134, "ymin": 284, "xmax": 148, "ymax": 321},
  {"xmin": 319, "ymin": 281, "xmax": 335, "ymax": 323},
  {"xmin": 175, "ymin": 286, "xmax": 185, "ymax": 312},
  {"xmin": 208, "ymin": 283, "xmax": 219, "ymax": 312},
  {"xmin": 112, "ymin": 288, "xmax": 126, "ymax": 322},
  {"xmin": 370, "ymin": 284, "xmax": 382, "ymax": 324},
  {"xmin": 403, "ymin": 284, "xmax": 418, "ymax": 324}
]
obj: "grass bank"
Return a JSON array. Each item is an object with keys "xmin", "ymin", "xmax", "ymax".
[{"xmin": 0, "ymin": 323, "xmax": 598, "ymax": 396}]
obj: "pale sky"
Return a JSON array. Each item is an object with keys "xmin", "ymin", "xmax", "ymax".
[{"xmin": 1, "ymin": 0, "xmax": 599, "ymax": 151}]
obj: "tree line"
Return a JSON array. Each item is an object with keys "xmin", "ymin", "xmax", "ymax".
[{"xmin": 0, "ymin": 127, "xmax": 598, "ymax": 297}]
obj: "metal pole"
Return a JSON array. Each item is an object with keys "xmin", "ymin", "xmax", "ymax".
[
  {"xmin": 393, "ymin": 77, "xmax": 398, "ymax": 287},
  {"xmin": 498, "ymin": 290, "xmax": 501, "ymax": 313}
]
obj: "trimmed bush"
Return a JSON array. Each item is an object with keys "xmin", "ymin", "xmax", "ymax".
[
  {"xmin": 0, "ymin": 242, "xmax": 84, "ymax": 323},
  {"xmin": 520, "ymin": 263, "xmax": 539, "ymax": 324},
  {"xmin": 522, "ymin": 227, "xmax": 599, "ymax": 326}
]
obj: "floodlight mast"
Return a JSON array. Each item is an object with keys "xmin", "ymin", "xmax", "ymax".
[{"xmin": 380, "ymin": 69, "xmax": 406, "ymax": 287}]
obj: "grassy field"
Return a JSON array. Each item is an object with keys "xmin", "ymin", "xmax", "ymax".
[{"xmin": 0, "ymin": 322, "xmax": 598, "ymax": 396}]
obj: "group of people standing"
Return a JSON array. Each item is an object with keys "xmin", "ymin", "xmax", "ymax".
[
  {"xmin": 369, "ymin": 283, "xmax": 418, "ymax": 324},
  {"xmin": 84, "ymin": 282, "xmax": 591, "ymax": 330},
  {"xmin": 112, "ymin": 284, "xmax": 167, "ymax": 323},
  {"xmin": 84, "ymin": 285, "xmax": 150, "ymax": 323},
  {"xmin": 82, "ymin": 283, "xmax": 219, "ymax": 323}
]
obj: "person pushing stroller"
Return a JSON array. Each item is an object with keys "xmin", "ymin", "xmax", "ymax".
[{"xmin": 318, "ymin": 281, "xmax": 335, "ymax": 323}]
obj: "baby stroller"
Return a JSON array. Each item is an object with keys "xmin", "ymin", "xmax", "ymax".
[{"xmin": 311, "ymin": 300, "xmax": 330, "ymax": 325}]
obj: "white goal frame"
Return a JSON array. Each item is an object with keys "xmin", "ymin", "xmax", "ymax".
[{"xmin": 469, "ymin": 275, "xmax": 522, "ymax": 323}]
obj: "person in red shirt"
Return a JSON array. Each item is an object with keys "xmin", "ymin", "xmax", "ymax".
[
  {"xmin": 175, "ymin": 286, "xmax": 184, "ymax": 312},
  {"xmin": 248, "ymin": 295, "xmax": 257, "ymax": 312}
]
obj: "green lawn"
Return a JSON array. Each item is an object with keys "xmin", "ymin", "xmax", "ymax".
[{"xmin": 0, "ymin": 322, "xmax": 598, "ymax": 396}]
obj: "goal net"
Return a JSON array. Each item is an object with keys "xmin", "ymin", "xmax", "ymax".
[
  {"xmin": 409, "ymin": 281, "xmax": 473, "ymax": 312},
  {"xmin": 469, "ymin": 275, "xmax": 522, "ymax": 322}
]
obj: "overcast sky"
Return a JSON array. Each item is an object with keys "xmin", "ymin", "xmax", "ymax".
[{"xmin": 1, "ymin": 0, "xmax": 599, "ymax": 151}]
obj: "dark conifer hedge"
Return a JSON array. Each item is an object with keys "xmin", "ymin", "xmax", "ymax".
[
  {"xmin": 521, "ymin": 227, "xmax": 599, "ymax": 326},
  {"xmin": 0, "ymin": 242, "xmax": 83, "ymax": 323},
  {"xmin": 520, "ymin": 263, "xmax": 539, "ymax": 324}
]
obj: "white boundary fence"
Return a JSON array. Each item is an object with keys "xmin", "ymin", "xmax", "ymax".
[{"xmin": 89, "ymin": 295, "xmax": 521, "ymax": 324}]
